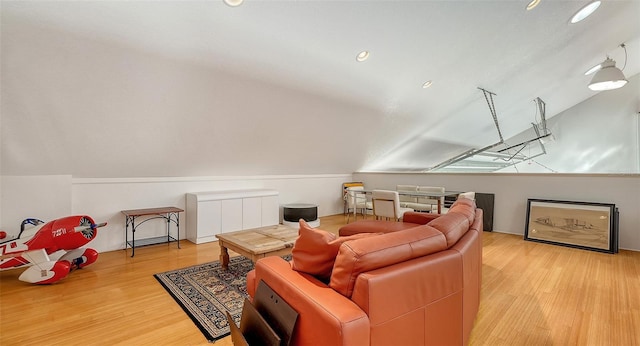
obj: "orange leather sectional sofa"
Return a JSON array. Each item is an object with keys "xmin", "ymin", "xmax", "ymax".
[{"xmin": 246, "ymin": 197, "xmax": 483, "ymax": 345}]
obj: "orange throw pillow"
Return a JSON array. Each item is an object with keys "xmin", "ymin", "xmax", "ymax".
[{"xmin": 291, "ymin": 219, "xmax": 376, "ymax": 281}]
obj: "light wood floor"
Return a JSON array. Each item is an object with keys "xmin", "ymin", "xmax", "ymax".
[{"xmin": 1, "ymin": 214, "xmax": 638, "ymax": 345}]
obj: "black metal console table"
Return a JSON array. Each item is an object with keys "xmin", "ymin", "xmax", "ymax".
[{"xmin": 121, "ymin": 206, "xmax": 183, "ymax": 257}]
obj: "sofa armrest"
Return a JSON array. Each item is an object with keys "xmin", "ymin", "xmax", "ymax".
[
  {"xmin": 252, "ymin": 256, "xmax": 370, "ymax": 346},
  {"xmin": 403, "ymin": 211, "xmax": 441, "ymax": 225}
]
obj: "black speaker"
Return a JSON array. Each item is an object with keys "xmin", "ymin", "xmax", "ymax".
[{"xmin": 283, "ymin": 204, "xmax": 318, "ymax": 222}]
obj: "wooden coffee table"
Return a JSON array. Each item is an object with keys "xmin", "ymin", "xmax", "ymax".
[{"xmin": 215, "ymin": 224, "xmax": 299, "ymax": 269}]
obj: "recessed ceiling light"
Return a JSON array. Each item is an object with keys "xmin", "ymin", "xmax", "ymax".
[
  {"xmin": 584, "ymin": 63, "xmax": 601, "ymax": 75},
  {"xmin": 223, "ymin": 0, "xmax": 244, "ymax": 7},
  {"xmin": 422, "ymin": 81, "xmax": 433, "ymax": 88},
  {"xmin": 356, "ymin": 51, "xmax": 370, "ymax": 62},
  {"xmin": 569, "ymin": 1, "xmax": 601, "ymax": 24},
  {"xmin": 526, "ymin": 0, "xmax": 541, "ymax": 11}
]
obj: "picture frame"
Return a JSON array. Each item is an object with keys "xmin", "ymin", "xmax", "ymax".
[{"xmin": 524, "ymin": 199, "xmax": 618, "ymax": 254}]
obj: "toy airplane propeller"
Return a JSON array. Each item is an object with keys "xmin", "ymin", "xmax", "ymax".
[{"xmin": 0, "ymin": 215, "xmax": 107, "ymax": 284}]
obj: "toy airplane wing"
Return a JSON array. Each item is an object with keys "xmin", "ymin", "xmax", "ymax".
[
  {"xmin": 21, "ymin": 248, "xmax": 51, "ymax": 264},
  {"xmin": 18, "ymin": 249, "xmax": 71, "ymax": 284},
  {"xmin": 0, "ymin": 248, "xmax": 49, "ymax": 263}
]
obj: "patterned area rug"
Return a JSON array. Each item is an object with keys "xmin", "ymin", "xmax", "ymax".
[{"xmin": 154, "ymin": 256, "xmax": 259, "ymax": 342}]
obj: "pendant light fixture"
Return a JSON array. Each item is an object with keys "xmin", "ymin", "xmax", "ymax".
[{"xmin": 588, "ymin": 44, "xmax": 628, "ymax": 91}]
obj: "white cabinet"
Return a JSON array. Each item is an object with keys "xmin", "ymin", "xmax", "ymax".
[
  {"xmin": 197, "ymin": 200, "xmax": 222, "ymax": 240},
  {"xmin": 221, "ymin": 199, "xmax": 243, "ymax": 233},
  {"xmin": 261, "ymin": 195, "xmax": 280, "ymax": 226},
  {"xmin": 242, "ymin": 197, "xmax": 262, "ymax": 230},
  {"xmin": 186, "ymin": 189, "xmax": 279, "ymax": 244}
]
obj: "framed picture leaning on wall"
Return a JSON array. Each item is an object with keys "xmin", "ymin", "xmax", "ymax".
[{"xmin": 524, "ymin": 199, "xmax": 618, "ymax": 254}]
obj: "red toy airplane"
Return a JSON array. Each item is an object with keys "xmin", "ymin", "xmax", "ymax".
[{"xmin": 0, "ymin": 215, "xmax": 106, "ymax": 284}]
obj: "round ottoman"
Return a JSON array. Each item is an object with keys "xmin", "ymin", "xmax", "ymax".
[{"xmin": 282, "ymin": 203, "xmax": 320, "ymax": 228}]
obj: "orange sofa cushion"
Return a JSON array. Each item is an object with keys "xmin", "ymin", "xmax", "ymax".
[
  {"xmin": 291, "ymin": 220, "xmax": 377, "ymax": 281},
  {"xmin": 339, "ymin": 220, "xmax": 420, "ymax": 236},
  {"xmin": 329, "ymin": 225, "xmax": 447, "ymax": 297},
  {"xmin": 402, "ymin": 211, "xmax": 441, "ymax": 225},
  {"xmin": 426, "ymin": 198, "xmax": 475, "ymax": 247},
  {"xmin": 448, "ymin": 197, "xmax": 476, "ymax": 225},
  {"xmin": 428, "ymin": 212, "xmax": 470, "ymax": 248}
]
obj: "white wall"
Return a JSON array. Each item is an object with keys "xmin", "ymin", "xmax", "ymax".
[
  {"xmin": 0, "ymin": 13, "xmax": 387, "ymax": 178},
  {"xmin": 1, "ymin": 174, "xmax": 350, "ymax": 253},
  {"xmin": 0, "ymin": 112, "xmax": 2, "ymax": 229},
  {"xmin": 353, "ymin": 172, "xmax": 640, "ymax": 251},
  {"xmin": 500, "ymin": 73, "xmax": 640, "ymax": 174},
  {"xmin": 1, "ymin": 175, "xmax": 73, "ymax": 229}
]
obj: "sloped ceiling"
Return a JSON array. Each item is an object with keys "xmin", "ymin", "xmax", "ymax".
[{"xmin": 1, "ymin": 1, "xmax": 639, "ymax": 177}]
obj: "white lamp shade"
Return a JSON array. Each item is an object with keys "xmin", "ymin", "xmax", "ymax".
[{"xmin": 588, "ymin": 57, "xmax": 628, "ymax": 91}]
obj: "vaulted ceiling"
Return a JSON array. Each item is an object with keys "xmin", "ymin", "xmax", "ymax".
[{"xmin": 2, "ymin": 1, "xmax": 639, "ymax": 177}]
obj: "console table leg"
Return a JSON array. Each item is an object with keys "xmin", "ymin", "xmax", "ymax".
[
  {"xmin": 166, "ymin": 214, "xmax": 170, "ymax": 244},
  {"xmin": 125, "ymin": 216, "xmax": 129, "ymax": 253},
  {"xmin": 220, "ymin": 242, "xmax": 230, "ymax": 270},
  {"xmin": 131, "ymin": 216, "xmax": 136, "ymax": 257},
  {"xmin": 175, "ymin": 212, "xmax": 181, "ymax": 249}
]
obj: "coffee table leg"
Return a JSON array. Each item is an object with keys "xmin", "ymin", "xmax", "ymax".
[{"xmin": 220, "ymin": 241, "xmax": 230, "ymax": 270}]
